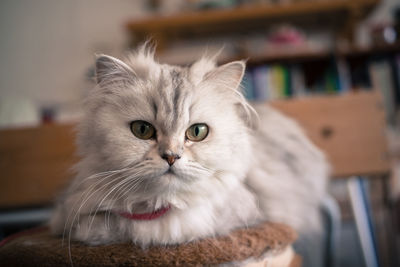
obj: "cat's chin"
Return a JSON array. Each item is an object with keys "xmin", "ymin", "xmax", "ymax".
[{"xmin": 161, "ymin": 171, "xmax": 177, "ymax": 180}]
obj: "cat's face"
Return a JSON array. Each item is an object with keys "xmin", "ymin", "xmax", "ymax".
[{"xmin": 75, "ymin": 48, "xmax": 256, "ymax": 213}]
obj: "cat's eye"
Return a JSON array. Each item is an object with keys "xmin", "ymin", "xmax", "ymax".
[
  {"xmin": 186, "ymin": 123, "xmax": 209, "ymax": 142},
  {"xmin": 130, "ymin": 120, "xmax": 155, "ymax": 140}
]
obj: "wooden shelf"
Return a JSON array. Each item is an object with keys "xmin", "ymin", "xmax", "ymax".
[
  {"xmin": 236, "ymin": 48, "xmax": 332, "ymax": 65},
  {"xmin": 343, "ymin": 42, "xmax": 400, "ymax": 58},
  {"xmin": 226, "ymin": 42, "xmax": 400, "ymax": 65},
  {"xmin": 157, "ymin": 42, "xmax": 400, "ymax": 67},
  {"xmin": 126, "ymin": 0, "xmax": 380, "ymax": 49}
]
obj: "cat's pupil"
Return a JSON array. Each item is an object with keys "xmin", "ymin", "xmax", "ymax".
[
  {"xmin": 140, "ymin": 125, "xmax": 146, "ymax": 134},
  {"xmin": 195, "ymin": 127, "xmax": 199, "ymax": 136}
]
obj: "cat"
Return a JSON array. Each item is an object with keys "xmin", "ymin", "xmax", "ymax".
[{"xmin": 50, "ymin": 45, "xmax": 329, "ymax": 265}]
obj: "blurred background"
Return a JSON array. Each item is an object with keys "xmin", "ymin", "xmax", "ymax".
[{"xmin": 1, "ymin": 0, "xmax": 400, "ymax": 266}]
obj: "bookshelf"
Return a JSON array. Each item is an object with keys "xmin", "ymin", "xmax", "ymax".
[
  {"xmin": 123, "ymin": 0, "xmax": 400, "ymax": 121},
  {"xmin": 242, "ymin": 42, "xmax": 400, "ymax": 65},
  {"xmin": 126, "ymin": 0, "xmax": 380, "ymax": 50},
  {"xmin": 241, "ymin": 43, "xmax": 400, "ymax": 98}
]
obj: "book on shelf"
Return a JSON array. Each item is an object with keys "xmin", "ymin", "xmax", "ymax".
[
  {"xmin": 242, "ymin": 71, "xmax": 255, "ymax": 101},
  {"xmin": 391, "ymin": 54, "xmax": 400, "ymax": 108},
  {"xmin": 369, "ymin": 60, "xmax": 396, "ymax": 122},
  {"xmin": 290, "ymin": 64, "xmax": 307, "ymax": 97},
  {"xmin": 242, "ymin": 62, "xmax": 340, "ymax": 101},
  {"xmin": 246, "ymin": 64, "xmax": 295, "ymax": 101},
  {"xmin": 252, "ymin": 65, "xmax": 269, "ymax": 101},
  {"xmin": 241, "ymin": 52, "xmax": 400, "ymax": 124},
  {"xmin": 332, "ymin": 56, "xmax": 351, "ymax": 93}
]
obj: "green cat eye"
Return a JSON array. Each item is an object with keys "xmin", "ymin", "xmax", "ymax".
[
  {"xmin": 130, "ymin": 120, "xmax": 155, "ymax": 140},
  {"xmin": 186, "ymin": 123, "xmax": 209, "ymax": 142}
]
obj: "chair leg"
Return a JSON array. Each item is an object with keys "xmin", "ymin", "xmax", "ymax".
[
  {"xmin": 347, "ymin": 177, "xmax": 379, "ymax": 267},
  {"xmin": 321, "ymin": 195, "xmax": 341, "ymax": 267}
]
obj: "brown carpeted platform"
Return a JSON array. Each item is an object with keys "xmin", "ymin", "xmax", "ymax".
[{"xmin": 0, "ymin": 222, "xmax": 299, "ymax": 267}]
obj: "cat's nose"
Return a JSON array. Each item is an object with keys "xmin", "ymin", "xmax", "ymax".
[{"xmin": 161, "ymin": 153, "xmax": 181, "ymax": 166}]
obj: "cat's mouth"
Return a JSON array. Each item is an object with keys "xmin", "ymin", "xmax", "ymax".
[
  {"xmin": 165, "ymin": 167, "xmax": 175, "ymax": 174},
  {"xmin": 118, "ymin": 205, "xmax": 171, "ymax": 221}
]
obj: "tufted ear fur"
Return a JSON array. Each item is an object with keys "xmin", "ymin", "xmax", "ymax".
[
  {"xmin": 203, "ymin": 61, "xmax": 246, "ymax": 91},
  {"xmin": 202, "ymin": 60, "xmax": 258, "ymax": 129},
  {"xmin": 95, "ymin": 55, "xmax": 136, "ymax": 86}
]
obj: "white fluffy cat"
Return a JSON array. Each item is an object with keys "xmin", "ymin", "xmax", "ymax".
[{"xmin": 50, "ymin": 46, "xmax": 328, "ymax": 265}]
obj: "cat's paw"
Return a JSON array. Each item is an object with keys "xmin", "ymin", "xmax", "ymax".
[{"xmin": 72, "ymin": 215, "xmax": 119, "ymax": 245}]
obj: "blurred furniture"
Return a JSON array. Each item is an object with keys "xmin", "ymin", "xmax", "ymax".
[
  {"xmin": 0, "ymin": 124, "xmax": 76, "ymax": 208},
  {"xmin": 271, "ymin": 90, "xmax": 393, "ymax": 267},
  {"xmin": 270, "ymin": 90, "xmax": 390, "ymax": 178},
  {"xmin": 0, "ymin": 124, "xmax": 76, "ymax": 239},
  {"xmin": 126, "ymin": 0, "xmax": 380, "ymax": 55}
]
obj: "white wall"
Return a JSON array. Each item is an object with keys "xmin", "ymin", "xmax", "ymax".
[{"xmin": 0, "ymin": 0, "xmax": 148, "ymax": 127}]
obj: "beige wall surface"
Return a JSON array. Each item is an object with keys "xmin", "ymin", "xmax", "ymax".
[{"xmin": 0, "ymin": 0, "xmax": 149, "ymax": 127}]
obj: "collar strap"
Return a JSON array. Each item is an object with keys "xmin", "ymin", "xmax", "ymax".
[{"xmin": 119, "ymin": 205, "xmax": 171, "ymax": 221}]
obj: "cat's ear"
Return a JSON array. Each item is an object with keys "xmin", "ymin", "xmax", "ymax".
[
  {"xmin": 95, "ymin": 55, "xmax": 136, "ymax": 85},
  {"xmin": 204, "ymin": 61, "xmax": 245, "ymax": 91},
  {"xmin": 204, "ymin": 60, "xmax": 258, "ymax": 129}
]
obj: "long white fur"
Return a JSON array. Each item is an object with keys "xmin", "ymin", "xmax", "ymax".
[{"xmin": 50, "ymin": 45, "xmax": 328, "ymax": 251}]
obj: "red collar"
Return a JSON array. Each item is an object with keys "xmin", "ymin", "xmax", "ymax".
[{"xmin": 119, "ymin": 205, "xmax": 171, "ymax": 221}]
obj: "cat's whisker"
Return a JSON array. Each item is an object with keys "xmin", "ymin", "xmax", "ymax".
[
  {"xmin": 62, "ymin": 170, "xmax": 123, "ymax": 246},
  {"xmin": 103, "ymin": 180, "xmax": 133, "ymax": 229},
  {"xmin": 105, "ymin": 168, "xmax": 161, "ymax": 228},
  {"xmin": 65, "ymin": 171, "xmax": 132, "ymax": 266},
  {"xmin": 104, "ymin": 177, "xmax": 144, "ymax": 229},
  {"xmin": 68, "ymin": 166, "xmax": 134, "ymax": 194},
  {"xmin": 64, "ymin": 165, "xmax": 139, "ymax": 246},
  {"xmin": 184, "ymin": 162, "xmax": 213, "ymax": 172},
  {"xmin": 66, "ymin": 174, "xmax": 117, "ymax": 242},
  {"xmin": 106, "ymin": 169, "xmax": 148, "ymax": 205},
  {"xmin": 88, "ymin": 164, "xmax": 157, "ymax": 231},
  {"xmin": 117, "ymin": 170, "xmax": 158, "ymax": 202},
  {"xmin": 86, "ymin": 171, "xmax": 135, "ymax": 214},
  {"xmin": 111, "ymin": 172, "xmax": 154, "ymax": 213},
  {"xmin": 87, "ymin": 172, "xmax": 135, "ymax": 233},
  {"xmin": 72, "ymin": 162, "xmax": 146, "ymax": 219},
  {"xmin": 118, "ymin": 178, "xmax": 144, "ymax": 201}
]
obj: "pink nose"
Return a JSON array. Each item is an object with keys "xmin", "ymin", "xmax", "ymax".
[{"xmin": 162, "ymin": 154, "xmax": 180, "ymax": 166}]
